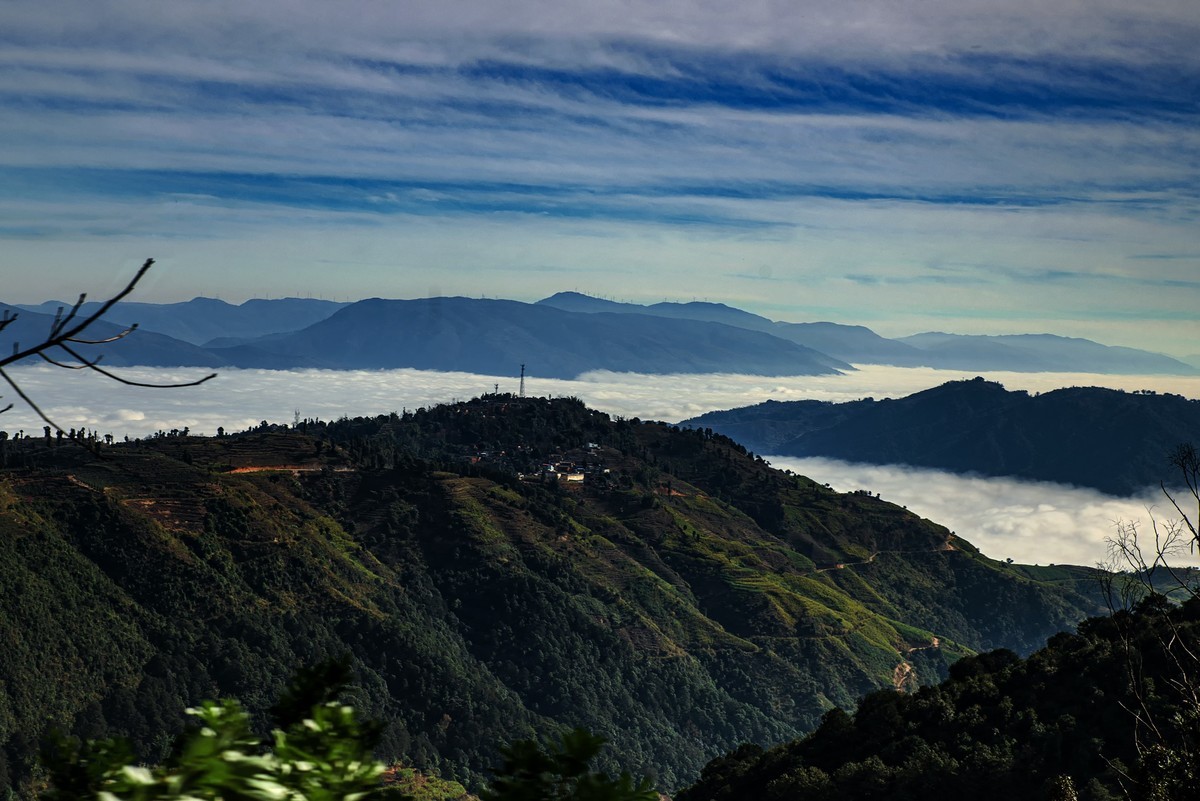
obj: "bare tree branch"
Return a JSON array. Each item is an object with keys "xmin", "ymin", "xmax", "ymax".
[
  {"xmin": 69, "ymin": 323, "xmax": 140, "ymax": 345},
  {"xmin": 57, "ymin": 343, "xmax": 216, "ymax": 389},
  {"xmin": 38, "ymin": 352, "xmax": 91, "ymax": 370},
  {"xmin": 1102, "ymin": 448, "xmax": 1200, "ymax": 798},
  {"xmin": 0, "ymin": 366, "xmax": 65, "ymax": 432},
  {"xmin": 0, "ymin": 258, "xmax": 217, "ymax": 432}
]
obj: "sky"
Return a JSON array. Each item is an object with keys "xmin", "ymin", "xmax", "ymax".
[
  {"xmin": 3, "ymin": 363, "xmax": 1197, "ymax": 567},
  {"xmin": 1, "ymin": 1, "xmax": 1198, "ymax": 357}
]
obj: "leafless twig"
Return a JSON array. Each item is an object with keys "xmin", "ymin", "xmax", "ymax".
[{"xmin": 0, "ymin": 258, "xmax": 216, "ymax": 431}]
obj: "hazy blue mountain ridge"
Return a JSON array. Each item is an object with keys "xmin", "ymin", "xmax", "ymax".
[
  {"xmin": 6, "ymin": 291, "xmax": 1194, "ymax": 376},
  {"xmin": 0, "ymin": 303, "xmax": 226, "ymax": 368},
  {"xmin": 206, "ymin": 297, "xmax": 851, "ymax": 378},
  {"xmin": 771, "ymin": 321, "xmax": 927, "ymax": 365},
  {"xmin": 537, "ymin": 292, "xmax": 924, "ymax": 365},
  {"xmin": 18, "ymin": 297, "xmax": 349, "ymax": 346},
  {"xmin": 897, "ymin": 331, "xmax": 1194, "ymax": 374},
  {"xmin": 538, "ymin": 292, "xmax": 1196, "ymax": 374},
  {"xmin": 1, "ymin": 297, "xmax": 849, "ymax": 377}
]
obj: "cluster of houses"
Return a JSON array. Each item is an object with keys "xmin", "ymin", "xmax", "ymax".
[
  {"xmin": 525, "ymin": 449, "xmax": 612, "ymax": 484},
  {"xmin": 463, "ymin": 442, "xmax": 612, "ymax": 486}
]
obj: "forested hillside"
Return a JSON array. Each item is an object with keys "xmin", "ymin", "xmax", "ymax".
[
  {"xmin": 676, "ymin": 595, "xmax": 1200, "ymax": 801},
  {"xmin": 0, "ymin": 397, "xmax": 1108, "ymax": 795},
  {"xmin": 684, "ymin": 378, "xmax": 1200, "ymax": 495}
]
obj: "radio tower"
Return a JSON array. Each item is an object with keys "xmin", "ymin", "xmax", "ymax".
[{"xmin": 519, "ymin": 364, "xmax": 525, "ymax": 398}]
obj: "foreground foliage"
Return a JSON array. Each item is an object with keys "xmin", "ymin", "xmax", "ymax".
[
  {"xmin": 42, "ymin": 699, "xmax": 403, "ymax": 801},
  {"xmin": 42, "ymin": 700, "xmax": 652, "ymax": 801}
]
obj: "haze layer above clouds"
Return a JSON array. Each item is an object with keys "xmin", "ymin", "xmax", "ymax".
[{"xmin": 2, "ymin": 1, "xmax": 1198, "ymax": 355}]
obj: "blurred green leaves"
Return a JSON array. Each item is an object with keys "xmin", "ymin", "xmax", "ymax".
[{"xmin": 41, "ymin": 699, "xmax": 405, "ymax": 801}]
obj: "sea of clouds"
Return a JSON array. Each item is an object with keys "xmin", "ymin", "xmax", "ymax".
[
  {"xmin": 3, "ymin": 363, "xmax": 1196, "ymax": 568},
  {"xmin": 766, "ymin": 456, "xmax": 1168, "ymax": 569}
]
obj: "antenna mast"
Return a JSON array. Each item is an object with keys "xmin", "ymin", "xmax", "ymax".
[{"xmin": 519, "ymin": 364, "xmax": 525, "ymax": 398}]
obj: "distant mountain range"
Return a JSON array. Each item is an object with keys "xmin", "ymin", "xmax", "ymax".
[
  {"xmin": 682, "ymin": 378, "xmax": 1200, "ymax": 495},
  {"xmin": 537, "ymin": 292, "xmax": 1196, "ymax": 374},
  {"xmin": 537, "ymin": 292, "xmax": 931, "ymax": 366},
  {"xmin": 17, "ymin": 297, "xmax": 349, "ymax": 346},
  {"xmin": 0, "ymin": 303, "xmax": 225, "ymax": 367},
  {"xmin": 895, "ymin": 331, "xmax": 1191, "ymax": 374},
  {"xmin": 204, "ymin": 297, "xmax": 850, "ymax": 378},
  {"xmin": 4, "ymin": 291, "xmax": 1194, "ymax": 377}
]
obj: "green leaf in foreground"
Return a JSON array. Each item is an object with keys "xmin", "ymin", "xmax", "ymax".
[{"xmin": 41, "ymin": 699, "xmax": 408, "ymax": 801}]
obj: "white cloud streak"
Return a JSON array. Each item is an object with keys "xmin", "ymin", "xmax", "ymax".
[{"xmin": 7, "ymin": 1, "xmax": 1198, "ymax": 65}]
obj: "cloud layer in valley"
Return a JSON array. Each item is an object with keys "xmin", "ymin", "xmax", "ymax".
[
  {"xmin": 4, "ymin": 363, "xmax": 1199, "ymax": 440},
  {"xmin": 767, "ymin": 456, "xmax": 1173, "ymax": 569},
  {"xmin": 3, "ymin": 362, "xmax": 1196, "ymax": 569}
]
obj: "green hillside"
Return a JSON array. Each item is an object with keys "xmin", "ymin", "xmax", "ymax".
[
  {"xmin": 676, "ymin": 595, "xmax": 1200, "ymax": 801},
  {"xmin": 0, "ymin": 397, "xmax": 1107, "ymax": 795},
  {"xmin": 683, "ymin": 378, "xmax": 1200, "ymax": 496}
]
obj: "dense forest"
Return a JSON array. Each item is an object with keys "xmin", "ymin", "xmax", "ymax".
[
  {"xmin": 684, "ymin": 378, "xmax": 1200, "ymax": 495},
  {"xmin": 677, "ymin": 595, "xmax": 1200, "ymax": 800},
  {"xmin": 0, "ymin": 396, "xmax": 1111, "ymax": 796}
]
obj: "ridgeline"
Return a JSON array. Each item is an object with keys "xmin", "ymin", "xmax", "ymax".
[{"xmin": 684, "ymin": 378, "xmax": 1200, "ymax": 496}]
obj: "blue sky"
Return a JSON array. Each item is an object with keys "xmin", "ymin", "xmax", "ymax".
[{"xmin": 2, "ymin": 0, "xmax": 1198, "ymax": 355}]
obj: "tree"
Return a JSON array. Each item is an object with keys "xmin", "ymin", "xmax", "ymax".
[
  {"xmin": 0, "ymin": 259, "xmax": 215, "ymax": 431},
  {"xmin": 1162, "ymin": 443, "xmax": 1200, "ymax": 562},
  {"xmin": 1100, "ymin": 444, "xmax": 1200, "ymax": 800},
  {"xmin": 1103, "ymin": 444, "xmax": 1200, "ymax": 603}
]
